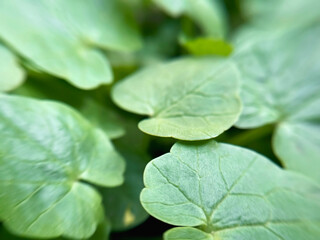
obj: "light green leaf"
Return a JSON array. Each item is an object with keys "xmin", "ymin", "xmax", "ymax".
[
  {"xmin": 164, "ymin": 227, "xmax": 212, "ymax": 240},
  {"xmin": 0, "ymin": 0, "xmax": 142, "ymax": 89},
  {"xmin": 242, "ymin": 0, "xmax": 320, "ymax": 30},
  {"xmin": 0, "ymin": 220, "xmax": 110, "ymax": 240},
  {"xmin": 0, "ymin": 94, "xmax": 125, "ymax": 239},
  {"xmin": 235, "ymin": 26, "xmax": 320, "ymax": 181},
  {"xmin": 81, "ymin": 98, "xmax": 125, "ymax": 139},
  {"xmin": 181, "ymin": 37, "xmax": 233, "ymax": 56},
  {"xmin": 112, "ymin": 57, "xmax": 241, "ymax": 140},
  {"xmin": 0, "ymin": 44, "xmax": 25, "ymax": 92},
  {"xmin": 13, "ymin": 77, "xmax": 125, "ymax": 139},
  {"xmin": 153, "ymin": 0, "xmax": 185, "ymax": 16},
  {"xmin": 141, "ymin": 140, "xmax": 320, "ymax": 240},
  {"xmin": 153, "ymin": 0, "xmax": 227, "ymax": 38}
]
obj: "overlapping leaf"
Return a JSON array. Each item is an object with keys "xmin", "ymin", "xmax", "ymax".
[
  {"xmin": 141, "ymin": 140, "xmax": 320, "ymax": 240},
  {"xmin": 153, "ymin": 0, "xmax": 227, "ymax": 38},
  {"xmin": 112, "ymin": 57, "xmax": 241, "ymax": 140},
  {"xmin": 235, "ymin": 26, "xmax": 320, "ymax": 181},
  {"xmin": 0, "ymin": 0, "xmax": 142, "ymax": 89},
  {"xmin": 0, "ymin": 45, "xmax": 25, "ymax": 92},
  {"xmin": 0, "ymin": 94, "xmax": 125, "ymax": 239},
  {"xmin": 153, "ymin": 0, "xmax": 232, "ymax": 56},
  {"xmin": 13, "ymin": 77, "xmax": 125, "ymax": 139},
  {"xmin": 100, "ymin": 149, "xmax": 149, "ymax": 231}
]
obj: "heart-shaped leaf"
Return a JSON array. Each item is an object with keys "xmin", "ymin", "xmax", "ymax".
[
  {"xmin": 112, "ymin": 58, "xmax": 241, "ymax": 140},
  {"xmin": 0, "ymin": 45, "xmax": 25, "ymax": 92},
  {"xmin": 0, "ymin": 0, "xmax": 142, "ymax": 89},
  {"xmin": 141, "ymin": 140, "xmax": 320, "ymax": 240},
  {"xmin": 235, "ymin": 26, "xmax": 320, "ymax": 181},
  {"xmin": 0, "ymin": 94, "xmax": 125, "ymax": 239}
]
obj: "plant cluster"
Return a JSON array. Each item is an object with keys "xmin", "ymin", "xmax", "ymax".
[{"xmin": 0, "ymin": 0, "xmax": 319, "ymax": 240}]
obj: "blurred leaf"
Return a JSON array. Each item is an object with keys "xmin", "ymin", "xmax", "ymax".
[
  {"xmin": 141, "ymin": 140, "xmax": 320, "ymax": 240},
  {"xmin": 181, "ymin": 37, "xmax": 233, "ymax": 56},
  {"xmin": 242, "ymin": 0, "xmax": 320, "ymax": 30},
  {"xmin": 13, "ymin": 77, "xmax": 125, "ymax": 139},
  {"xmin": 81, "ymin": 98, "xmax": 125, "ymax": 139},
  {"xmin": 0, "ymin": 44, "xmax": 25, "ymax": 92},
  {"xmin": 100, "ymin": 117, "xmax": 150, "ymax": 232},
  {"xmin": 235, "ymin": 26, "xmax": 320, "ymax": 182},
  {"xmin": 100, "ymin": 149, "xmax": 149, "ymax": 231},
  {"xmin": 153, "ymin": 0, "xmax": 227, "ymax": 38},
  {"xmin": 0, "ymin": 220, "xmax": 110, "ymax": 240},
  {"xmin": 0, "ymin": 94, "xmax": 125, "ymax": 239},
  {"xmin": 112, "ymin": 57, "xmax": 241, "ymax": 140},
  {"xmin": 0, "ymin": 0, "xmax": 142, "ymax": 89}
]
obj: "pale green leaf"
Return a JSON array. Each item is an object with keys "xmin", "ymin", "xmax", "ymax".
[
  {"xmin": 153, "ymin": 0, "xmax": 185, "ymax": 16},
  {"xmin": 0, "ymin": 0, "xmax": 142, "ymax": 89},
  {"xmin": 141, "ymin": 140, "xmax": 320, "ymax": 240},
  {"xmin": 112, "ymin": 58, "xmax": 241, "ymax": 140},
  {"xmin": 242, "ymin": 0, "xmax": 320, "ymax": 30},
  {"xmin": 0, "ymin": 45, "xmax": 25, "ymax": 92},
  {"xmin": 80, "ymin": 98, "xmax": 125, "ymax": 139},
  {"xmin": 0, "ymin": 220, "xmax": 110, "ymax": 240},
  {"xmin": 235, "ymin": 26, "xmax": 320, "ymax": 181},
  {"xmin": 13, "ymin": 77, "xmax": 125, "ymax": 139},
  {"xmin": 0, "ymin": 94, "xmax": 125, "ymax": 239},
  {"xmin": 164, "ymin": 227, "xmax": 212, "ymax": 240}
]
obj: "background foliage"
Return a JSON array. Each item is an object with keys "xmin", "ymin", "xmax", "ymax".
[{"xmin": 0, "ymin": 0, "xmax": 319, "ymax": 240}]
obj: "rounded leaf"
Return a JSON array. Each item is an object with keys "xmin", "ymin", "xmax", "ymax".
[
  {"xmin": 141, "ymin": 140, "xmax": 320, "ymax": 239},
  {"xmin": 235, "ymin": 26, "xmax": 320, "ymax": 181},
  {"xmin": 165, "ymin": 227, "xmax": 213, "ymax": 240},
  {"xmin": 0, "ymin": 0, "xmax": 142, "ymax": 89},
  {"xmin": 0, "ymin": 94, "xmax": 125, "ymax": 239},
  {"xmin": 112, "ymin": 58, "xmax": 241, "ymax": 140}
]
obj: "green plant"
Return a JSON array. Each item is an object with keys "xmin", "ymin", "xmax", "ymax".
[{"xmin": 0, "ymin": 0, "xmax": 319, "ymax": 240}]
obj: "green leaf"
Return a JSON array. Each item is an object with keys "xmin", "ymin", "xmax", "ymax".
[
  {"xmin": 242, "ymin": 0, "xmax": 320, "ymax": 30},
  {"xmin": 235, "ymin": 26, "xmax": 320, "ymax": 181},
  {"xmin": 181, "ymin": 37, "xmax": 233, "ymax": 56},
  {"xmin": 0, "ymin": 220, "xmax": 110, "ymax": 240},
  {"xmin": 100, "ymin": 148, "xmax": 149, "ymax": 231},
  {"xmin": 153, "ymin": 0, "xmax": 227, "ymax": 38},
  {"xmin": 153, "ymin": 0, "xmax": 185, "ymax": 16},
  {"xmin": 112, "ymin": 57, "xmax": 241, "ymax": 140},
  {"xmin": 0, "ymin": 94, "xmax": 125, "ymax": 239},
  {"xmin": 100, "ymin": 117, "xmax": 150, "ymax": 231},
  {"xmin": 80, "ymin": 98, "xmax": 125, "ymax": 139},
  {"xmin": 0, "ymin": 44, "xmax": 25, "ymax": 92},
  {"xmin": 13, "ymin": 77, "xmax": 125, "ymax": 139},
  {"xmin": 141, "ymin": 140, "xmax": 320, "ymax": 240},
  {"xmin": 164, "ymin": 227, "xmax": 212, "ymax": 240},
  {"xmin": 0, "ymin": 0, "xmax": 142, "ymax": 89}
]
